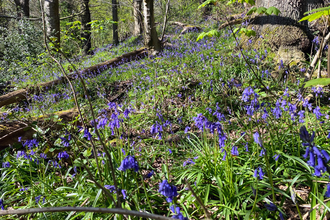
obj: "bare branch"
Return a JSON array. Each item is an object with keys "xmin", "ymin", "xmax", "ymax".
[{"xmin": 0, "ymin": 207, "xmax": 173, "ymax": 220}]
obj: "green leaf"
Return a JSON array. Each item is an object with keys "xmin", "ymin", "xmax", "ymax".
[
  {"xmin": 256, "ymin": 7, "xmax": 267, "ymax": 15},
  {"xmin": 304, "ymin": 78, "xmax": 330, "ymax": 87},
  {"xmin": 198, "ymin": 0, "xmax": 216, "ymax": 9},
  {"xmin": 247, "ymin": 7, "xmax": 257, "ymax": 15},
  {"xmin": 299, "ymin": 10, "xmax": 329, "ymax": 22},
  {"xmin": 266, "ymin": 6, "xmax": 281, "ymax": 16},
  {"xmin": 197, "ymin": 30, "xmax": 220, "ymax": 41}
]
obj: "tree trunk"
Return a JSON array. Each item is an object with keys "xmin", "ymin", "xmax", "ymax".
[
  {"xmin": 44, "ymin": 0, "xmax": 60, "ymax": 48},
  {"xmin": 81, "ymin": 0, "xmax": 92, "ymax": 55},
  {"xmin": 133, "ymin": 0, "xmax": 143, "ymax": 36},
  {"xmin": 142, "ymin": 0, "xmax": 161, "ymax": 52},
  {"xmin": 14, "ymin": 0, "xmax": 29, "ymax": 18},
  {"xmin": 112, "ymin": 0, "xmax": 119, "ymax": 45}
]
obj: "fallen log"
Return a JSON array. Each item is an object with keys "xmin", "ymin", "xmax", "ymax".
[
  {"xmin": 0, "ymin": 48, "xmax": 148, "ymax": 108},
  {"xmin": 0, "ymin": 108, "xmax": 79, "ymax": 150},
  {"xmin": 168, "ymin": 21, "xmax": 202, "ymax": 35}
]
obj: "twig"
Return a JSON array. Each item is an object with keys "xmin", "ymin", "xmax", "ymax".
[{"xmin": 0, "ymin": 207, "xmax": 173, "ymax": 220}]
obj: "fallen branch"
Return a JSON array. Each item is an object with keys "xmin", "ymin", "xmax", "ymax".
[
  {"xmin": 0, "ymin": 207, "xmax": 173, "ymax": 220},
  {"xmin": 0, "ymin": 48, "xmax": 147, "ymax": 108}
]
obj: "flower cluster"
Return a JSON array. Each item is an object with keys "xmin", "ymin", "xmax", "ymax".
[
  {"xmin": 159, "ymin": 179, "xmax": 178, "ymax": 203},
  {"xmin": 170, "ymin": 205, "xmax": 188, "ymax": 220},
  {"xmin": 300, "ymin": 126, "xmax": 330, "ymax": 177},
  {"xmin": 118, "ymin": 155, "xmax": 139, "ymax": 172}
]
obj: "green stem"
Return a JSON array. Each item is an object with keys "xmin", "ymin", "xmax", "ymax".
[{"xmin": 141, "ymin": 174, "xmax": 154, "ymax": 214}]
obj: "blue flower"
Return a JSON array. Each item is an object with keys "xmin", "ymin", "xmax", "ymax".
[
  {"xmin": 123, "ymin": 108, "xmax": 130, "ymax": 118},
  {"xmin": 321, "ymin": 150, "xmax": 330, "ymax": 162},
  {"xmin": 104, "ymin": 185, "xmax": 116, "ymax": 193},
  {"xmin": 0, "ymin": 199, "xmax": 3, "ymax": 210},
  {"xmin": 253, "ymin": 132, "xmax": 263, "ymax": 148},
  {"xmin": 253, "ymin": 167, "xmax": 265, "ymax": 180},
  {"xmin": 170, "ymin": 205, "xmax": 188, "ymax": 220},
  {"xmin": 184, "ymin": 126, "xmax": 190, "ymax": 133},
  {"xmin": 273, "ymin": 154, "xmax": 280, "ymax": 161},
  {"xmin": 159, "ymin": 179, "xmax": 178, "ymax": 203},
  {"xmin": 145, "ymin": 170, "xmax": 154, "ymax": 179},
  {"xmin": 58, "ymin": 151, "xmax": 70, "ymax": 160},
  {"xmin": 260, "ymin": 148, "xmax": 266, "ymax": 157},
  {"xmin": 299, "ymin": 126, "xmax": 315, "ymax": 146},
  {"xmin": 325, "ymin": 184, "xmax": 330, "ymax": 198},
  {"xmin": 150, "ymin": 122, "xmax": 163, "ymax": 140},
  {"xmin": 2, "ymin": 162, "xmax": 10, "ymax": 168},
  {"xmin": 183, "ymin": 158, "xmax": 195, "ymax": 167},
  {"xmin": 121, "ymin": 189, "xmax": 127, "ymax": 199},
  {"xmin": 60, "ymin": 137, "xmax": 70, "ymax": 147},
  {"xmin": 231, "ymin": 146, "xmax": 239, "ymax": 156},
  {"xmin": 83, "ymin": 129, "xmax": 92, "ymax": 141},
  {"xmin": 222, "ymin": 150, "xmax": 227, "ymax": 161},
  {"xmin": 35, "ymin": 195, "xmax": 42, "ymax": 204},
  {"xmin": 40, "ymin": 153, "xmax": 47, "ymax": 159},
  {"xmin": 244, "ymin": 143, "xmax": 249, "ymax": 152},
  {"xmin": 118, "ymin": 155, "xmax": 139, "ymax": 172},
  {"xmin": 313, "ymin": 106, "xmax": 322, "ymax": 119},
  {"xmin": 265, "ymin": 202, "xmax": 277, "ymax": 211}
]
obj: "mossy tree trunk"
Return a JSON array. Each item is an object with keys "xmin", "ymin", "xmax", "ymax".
[
  {"xmin": 133, "ymin": 0, "xmax": 143, "ymax": 36},
  {"xmin": 142, "ymin": 0, "xmax": 161, "ymax": 52},
  {"xmin": 81, "ymin": 0, "xmax": 92, "ymax": 55},
  {"xmin": 44, "ymin": 0, "xmax": 60, "ymax": 48}
]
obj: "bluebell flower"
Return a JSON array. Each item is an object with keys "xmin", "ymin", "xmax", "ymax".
[
  {"xmin": 253, "ymin": 132, "xmax": 263, "ymax": 148},
  {"xmin": 83, "ymin": 129, "xmax": 92, "ymax": 141},
  {"xmin": 183, "ymin": 158, "xmax": 195, "ymax": 167},
  {"xmin": 2, "ymin": 162, "xmax": 10, "ymax": 168},
  {"xmin": 35, "ymin": 195, "xmax": 42, "ymax": 204},
  {"xmin": 0, "ymin": 199, "xmax": 4, "ymax": 210},
  {"xmin": 150, "ymin": 122, "xmax": 163, "ymax": 140},
  {"xmin": 222, "ymin": 150, "xmax": 227, "ymax": 161},
  {"xmin": 105, "ymin": 185, "xmax": 116, "ymax": 193},
  {"xmin": 17, "ymin": 151, "xmax": 26, "ymax": 158},
  {"xmin": 123, "ymin": 108, "xmax": 130, "ymax": 118},
  {"xmin": 118, "ymin": 155, "xmax": 139, "ymax": 172},
  {"xmin": 254, "ymin": 167, "xmax": 265, "ymax": 179},
  {"xmin": 325, "ymin": 183, "xmax": 330, "ymax": 198},
  {"xmin": 231, "ymin": 146, "xmax": 239, "ymax": 156},
  {"xmin": 299, "ymin": 126, "xmax": 315, "ymax": 146},
  {"xmin": 60, "ymin": 137, "xmax": 70, "ymax": 147},
  {"xmin": 58, "ymin": 151, "xmax": 70, "ymax": 160},
  {"xmin": 272, "ymin": 99, "xmax": 282, "ymax": 119},
  {"xmin": 321, "ymin": 150, "xmax": 330, "ymax": 162},
  {"xmin": 265, "ymin": 202, "xmax": 277, "ymax": 211},
  {"xmin": 313, "ymin": 106, "xmax": 322, "ymax": 119},
  {"xmin": 145, "ymin": 170, "xmax": 154, "ymax": 179},
  {"xmin": 245, "ymin": 143, "xmax": 249, "ymax": 152},
  {"xmin": 273, "ymin": 154, "xmax": 280, "ymax": 161},
  {"xmin": 121, "ymin": 189, "xmax": 127, "ymax": 199},
  {"xmin": 170, "ymin": 205, "xmax": 188, "ymax": 220},
  {"xmin": 184, "ymin": 126, "xmax": 190, "ymax": 133},
  {"xmin": 97, "ymin": 118, "xmax": 108, "ymax": 129},
  {"xmin": 298, "ymin": 110, "xmax": 305, "ymax": 123},
  {"xmin": 159, "ymin": 180, "xmax": 178, "ymax": 203},
  {"xmin": 40, "ymin": 153, "xmax": 47, "ymax": 159},
  {"xmin": 260, "ymin": 148, "xmax": 266, "ymax": 157}
]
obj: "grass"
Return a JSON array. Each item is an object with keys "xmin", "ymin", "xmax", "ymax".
[{"xmin": 1, "ymin": 7, "xmax": 330, "ymax": 220}]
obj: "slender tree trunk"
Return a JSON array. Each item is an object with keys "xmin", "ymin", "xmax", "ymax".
[
  {"xmin": 81, "ymin": 0, "xmax": 92, "ymax": 55},
  {"xmin": 14, "ymin": 0, "xmax": 29, "ymax": 18},
  {"xmin": 112, "ymin": 0, "xmax": 119, "ymax": 45},
  {"xmin": 44, "ymin": 0, "xmax": 60, "ymax": 48},
  {"xmin": 142, "ymin": 0, "xmax": 161, "ymax": 51},
  {"xmin": 133, "ymin": 0, "xmax": 143, "ymax": 36}
]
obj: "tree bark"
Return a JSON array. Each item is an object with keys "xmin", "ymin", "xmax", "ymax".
[
  {"xmin": 44, "ymin": 0, "xmax": 60, "ymax": 48},
  {"xmin": 133, "ymin": 0, "xmax": 143, "ymax": 36},
  {"xmin": 142, "ymin": 0, "xmax": 161, "ymax": 51},
  {"xmin": 81, "ymin": 0, "xmax": 92, "ymax": 55},
  {"xmin": 112, "ymin": 0, "xmax": 119, "ymax": 45},
  {"xmin": 14, "ymin": 0, "xmax": 29, "ymax": 18}
]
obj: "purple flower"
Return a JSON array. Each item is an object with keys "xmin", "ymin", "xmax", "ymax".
[
  {"xmin": 40, "ymin": 153, "xmax": 47, "ymax": 159},
  {"xmin": 183, "ymin": 158, "xmax": 195, "ymax": 167},
  {"xmin": 254, "ymin": 167, "xmax": 265, "ymax": 180},
  {"xmin": 299, "ymin": 126, "xmax": 315, "ymax": 146},
  {"xmin": 123, "ymin": 108, "xmax": 130, "ymax": 118},
  {"xmin": 231, "ymin": 146, "xmax": 239, "ymax": 156},
  {"xmin": 325, "ymin": 184, "xmax": 330, "ymax": 198},
  {"xmin": 60, "ymin": 137, "xmax": 70, "ymax": 147},
  {"xmin": 244, "ymin": 143, "xmax": 249, "ymax": 152},
  {"xmin": 170, "ymin": 205, "xmax": 188, "ymax": 220},
  {"xmin": 313, "ymin": 106, "xmax": 322, "ymax": 119},
  {"xmin": 146, "ymin": 170, "xmax": 154, "ymax": 178},
  {"xmin": 58, "ymin": 151, "xmax": 70, "ymax": 160},
  {"xmin": 0, "ymin": 199, "xmax": 4, "ymax": 210},
  {"xmin": 260, "ymin": 148, "xmax": 266, "ymax": 157},
  {"xmin": 35, "ymin": 195, "xmax": 42, "ymax": 204},
  {"xmin": 17, "ymin": 151, "xmax": 26, "ymax": 158},
  {"xmin": 83, "ymin": 129, "xmax": 92, "ymax": 141},
  {"xmin": 265, "ymin": 202, "xmax": 277, "ymax": 211},
  {"xmin": 222, "ymin": 150, "xmax": 227, "ymax": 161},
  {"xmin": 104, "ymin": 185, "xmax": 116, "ymax": 193},
  {"xmin": 159, "ymin": 179, "xmax": 178, "ymax": 203},
  {"xmin": 2, "ymin": 162, "xmax": 10, "ymax": 168},
  {"xmin": 273, "ymin": 154, "xmax": 280, "ymax": 161},
  {"xmin": 118, "ymin": 155, "xmax": 139, "ymax": 172},
  {"xmin": 150, "ymin": 122, "xmax": 163, "ymax": 140},
  {"xmin": 121, "ymin": 189, "xmax": 127, "ymax": 199},
  {"xmin": 184, "ymin": 126, "xmax": 191, "ymax": 133},
  {"xmin": 321, "ymin": 150, "xmax": 330, "ymax": 162},
  {"xmin": 253, "ymin": 132, "xmax": 263, "ymax": 148}
]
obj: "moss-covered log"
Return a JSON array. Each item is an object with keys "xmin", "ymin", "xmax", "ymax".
[
  {"xmin": 0, "ymin": 48, "xmax": 148, "ymax": 108},
  {"xmin": 0, "ymin": 108, "xmax": 79, "ymax": 150}
]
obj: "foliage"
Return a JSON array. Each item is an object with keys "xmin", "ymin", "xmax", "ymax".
[{"xmin": 0, "ymin": 19, "xmax": 44, "ymax": 84}]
